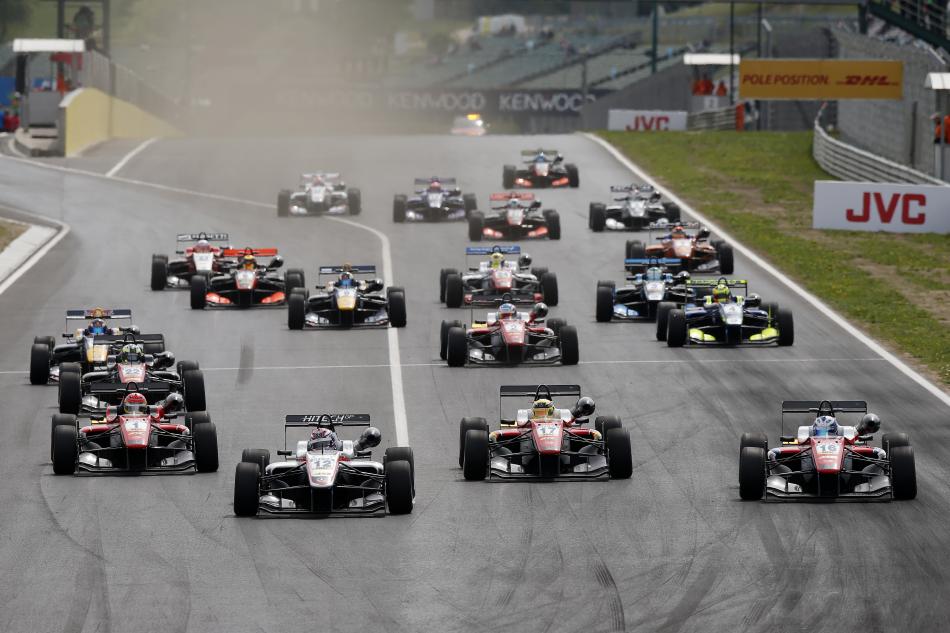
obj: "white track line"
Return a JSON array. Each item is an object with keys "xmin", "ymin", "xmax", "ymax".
[
  {"xmin": 582, "ymin": 132, "xmax": 950, "ymax": 408},
  {"xmin": 0, "ymin": 206, "xmax": 70, "ymax": 297},
  {"xmin": 104, "ymin": 137, "xmax": 158, "ymax": 178}
]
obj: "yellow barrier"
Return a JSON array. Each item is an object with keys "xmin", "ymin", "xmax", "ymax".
[{"xmin": 60, "ymin": 88, "xmax": 180, "ymax": 157}]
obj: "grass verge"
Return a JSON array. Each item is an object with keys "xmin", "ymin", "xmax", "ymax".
[
  {"xmin": 597, "ymin": 130, "xmax": 950, "ymax": 387},
  {"xmin": 0, "ymin": 219, "xmax": 27, "ymax": 253}
]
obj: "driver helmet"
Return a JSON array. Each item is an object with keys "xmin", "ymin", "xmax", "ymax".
[
  {"xmin": 645, "ymin": 267, "xmax": 663, "ymax": 282},
  {"xmin": 338, "ymin": 271, "xmax": 354, "ymax": 287},
  {"xmin": 122, "ymin": 392, "xmax": 148, "ymax": 415},
  {"xmin": 242, "ymin": 254, "xmax": 256, "ymax": 270},
  {"xmin": 194, "ymin": 239, "xmax": 212, "ymax": 253},
  {"xmin": 119, "ymin": 343, "xmax": 144, "ymax": 362},
  {"xmin": 490, "ymin": 252, "xmax": 505, "ymax": 269},
  {"xmin": 812, "ymin": 415, "xmax": 839, "ymax": 437},
  {"xmin": 88, "ymin": 318, "xmax": 107, "ymax": 335},
  {"xmin": 532, "ymin": 398, "xmax": 555, "ymax": 418},
  {"xmin": 671, "ymin": 224, "xmax": 687, "ymax": 238},
  {"xmin": 712, "ymin": 283, "xmax": 731, "ymax": 303},
  {"xmin": 308, "ymin": 427, "xmax": 341, "ymax": 452},
  {"xmin": 497, "ymin": 302, "xmax": 517, "ymax": 319},
  {"xmin": 430, "ymin": 180, "xmax": 442, "ymax": 190}
]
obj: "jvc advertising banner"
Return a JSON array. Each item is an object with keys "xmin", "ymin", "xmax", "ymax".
[
  {"xmin": 607, "ymin": 109, "xmax": 687, "ymax": 131},
  {"xmin": 813, "ymin": 181, "xmax": 950, "ymax": 233},
  {"xmin": 740, "ymin": 59, "xmax": 903, "ymax": 100}
]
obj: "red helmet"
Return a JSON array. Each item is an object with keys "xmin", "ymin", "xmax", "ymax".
[
  {"xmin": 123, "ymin": 392, "xmax": 148, "ymax": 415},
  {"xmin": 308, "ymin": 428, "xmax": 341, "ymax": 452}
]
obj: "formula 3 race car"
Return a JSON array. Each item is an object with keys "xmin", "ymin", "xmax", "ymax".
[
  {"xmin": 626, "ymin": 222, "xmax": 734, "ymax": 275},
  {"xmin": 659, "ymin": 278, "xmax": 793, "ymax": 347},
  {"xmin": 459, "ymin": 385, "xmax": 632, "ymax": 481},
  {"xmin": 440, "ymin": 299, "xmax": 577, "ymax": 367},
  {"xmin": 277, "ymin": 172, "xmax": 361, "ymax": 217},
  {"xmin": 503, "ymin": 149, "xmax": 578, "ymax": 189},
  {"xmin": 440, "ymin": 245, "xmax": 558, "ymax": 308},
  {"xmin": 50, "ymin": 391, "xmax": 218, "ymax": 475},
  {"xmin": 190, "ymin": 248, "xmax": 305, "ymax": 309},
  {"xmin": 151, "ymin": 232, "xmax": 233, "ymax": 290},
  {"xmin": 288, "ymin": 265, "xmax": 406, "ymax": 329},
  {"xmin": 29, "ymin": 308, "xmax": 164, "ymax": 385},
  {"xmin": 393, "ymin": 177, "xmax": 477, "ymax": 222},
  {"xmin": 739, "ymin": 400, "xmax": 916, "ymax": 501},
  {"xmin": 589, "ymin": 184, "xmax": 681, "ymax": 232},
  {"xmin": 596, "ymin": 258, "xmax": 691, "ymax": 322},
  {"xmin": 233, "ymin": 414, "xmax": 414, "ymax": 516},
  {"xmin": 468, "ymin": 193, "xmax": 560, "ymax": 241}
]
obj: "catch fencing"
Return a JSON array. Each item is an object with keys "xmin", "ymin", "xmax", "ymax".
[{"xmin": 78, "ymin": 49, "xmax": 178, "ymax": 124}]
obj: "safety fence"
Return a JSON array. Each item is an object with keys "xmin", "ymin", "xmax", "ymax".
[
  {"xmin": 687, "ymin": 104, "xmax": 738, "ymax": 130},
  {"xmin": 78, "ymin": 49, "xmax": 178, "ymax": 124}
]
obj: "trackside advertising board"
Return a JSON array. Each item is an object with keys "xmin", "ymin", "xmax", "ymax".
[
  {"xmin": 740, "ymin": 60, "xmax": 903, "ymax": 100},
  {"xmin": 813, "ymin": 181, "xmax": 950, "ymax": 233},
  {"xmin": 607, "ymin": 110, "xmax": 688, "ymax": 131}
]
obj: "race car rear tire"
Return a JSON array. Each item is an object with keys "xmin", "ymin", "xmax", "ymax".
[
  {"xmin": 58, "ymin": 370, "xmax": 82, "ymax": 414},
  {"xmin": 882, "ymin": 432, "xmax": 911, "ymax": 452},
  {"xmin": 739, "ymin": 447, "xmax": 766, "ymax": 500},
  {"xmin": 384, "ymin": 447, "xmax": 415, "ymax": 487},
  {"xmin": 655, "ymin": 302, "xmax": 675, "ymax": 341},
  {"xmin": 177, "ymin": 360, "xmax": 199, "ymax": 376},
  {"xmin": 626, "ymin": 240, "xmax": 645, "ymax": 260},
  {"xmin": 184, "ymin": 411, "xmax": 210, "ymax": 431},
  {"xmin": 51, "ymin": 424, "xmax": 77, "ymax": 475},
  {"xmin": 566, "ymin": 163, "xmax": 579, "ymax": 188},
  {"xmin": 444, "ymin": 273, "xmax": 463, "ymax": 308},
  {"xmin": 288, "ymin": 293, "xmax": 306, "ymax": 330},
  {"xmin": 459, "ymin": 417, "xmax": 489, "ymax": 468},
  {"xmin": 462, "ymin": 430, "xmax": 489, "ymax": 481},
  {"xmin": 190, "ymin": 275, "xmax": 208, "ymax": 309},
  {"xmin": 547, "ymin": 318, "xmax": 565, "ymax": 337},
  {"xmin": 595, "ymin": 415, "xmax": 622, "ymax": 435},
  {"xmin": 740, "ymin": 432, "xmax": 768, "ymax": 453},
  {"xmin": 182, "ymin": 369, "xmax": 207, "ymax": 412},
  {"xmin": 463, "ymin": 193, "xmax": 477, "ymax": 216},
  {"xmin": 241, "ymin": 448, "xmax": 271, "ymax": 470},
  {"xmin": 50, "ymin": 413, "xmax": 77, "ymax": 461},
  {"xmin": 776, "ymin": 308, "xmax": 794, "ymax": 346},
  {"xmin": 666, "ymin": 309, "xmax": 687, "ymax": 347},
  {"xmin": 151, "ymin": 255, "xmax": 168, "ymax": 291},
  {"xmin": 277, "ymin": 189, "xmax": 290, "ymax": 217},
  {"xmin": 233, "ymin": 462, "xmax": 260, "ymax": 516},
  {"xmin": 468, "ymin": 212, "xmax": 484, "ymax": 241},
  {"xmin": 540, "ymin": 272, "xmax": 558, "ymax": 306},
  {"xmin": 717, "ymin": 243, "xmax": 735, "ymax": 275},
  {"xmin": 440, "ymin": 319, "xmax": 463, "ymax": 360},
  {"xmin": 589, "ymin": 203, "xmax": 606, "ymax": 232},
  {"xmin": 543, "ymin": 210, "xmax": 561, "ymax": 240},
  {"xmin": 890, "ymin": 445, "xmax": 917, "ymax": 500},
  {"xmin": 193, "ymin": 422, "xmax": 219, "ymax": 473},
  {"xmin": 606, "ymin": 427, "xmax": 632, "ymax": 479},
  {"xmin": 446, "ymin": 327, "xmax": 467, "ymax": 367},
  {"xmin": 663, "ymin": 202, "xmax": 681, "ymax": 223},
  {"xmin": 559, "ymin": 325, "xmax": 579, "ymax": 365},
  {"xmin": 393, "ymin": 194, "xmax": 407, "ymax": 223},
  {"xmin": 347, "ymin": 188, "xmax": 362, "ymax": 215},
  {"xmin": 596, "ymin": 285, "xmax": 614, "ymax": 323},
  {"xmin": 439, "ymin": 268, "xmax": 458, "ymax": 301},
  {"xmin": 386, "ymin": 459, "xmax": 414, "ymax": 514},
  {"xmin": 284, "ymin": 269, "xmax": 305, "ymax": 294},
  {"xmin": 502, "ymin": 165, "xmax": 516, "ymax": 189},
  {"xmin": 30, "ymin": 343, "xmax": 51, "ymax": 385},
  {"xmin": 388, "ymin": 288, "xmax": 407, "ymax": 328}
]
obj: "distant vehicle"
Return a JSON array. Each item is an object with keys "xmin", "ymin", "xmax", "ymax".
[
  {"xmin": 450, "ymin": 113, "xmax": 487, "ymax": 136},
  {"xmin": 277, "ymin": 172, "xmax": 361, "ymax": 217},
  {"xmin": 393, "ymin": 177, "xmax": 476, "ymax": 222},
  {"xmin": 626, "ymin": 221, "xmax": 733, "ymax": 275},
  {"xmin": 589, "ymin": 184, "xmax": 681, "ymax": 231},
  {"xmin": 288, "ymin": 265, "xmax": 406, "ymax": 329},
  {"xmin": 596, "ymin": 257, "xmax": 690, "ymax": 322},
  {"xmin": 503, "ymin": 149, "xmax": 578, "ymax": 188},
  {"xmin": 739, "ymin": 400, "xmax": 916, "ymax": 501},
  {"xmin": 458, "ymin": 384, "xmax": 632, "ymax": 481},
  {"xmin": 233, "ymin": 413, "xmax": 414, "ymax": 516},
  {"xmin": 190, "ymin": 248, "xmax": 305, "ymax": 309},
  {"xmin": 440, "ymin": 245, "xmax": 558, "ymax": 308},
  {"xmin": 468, "ymin": 192, "xmax": 560, "ymax": 241},
  {"xmin": 151, "ymin": 232, "xmax": 234, "ymax": 291}
]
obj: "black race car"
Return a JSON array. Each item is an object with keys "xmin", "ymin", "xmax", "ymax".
[
  {"xmin": 589, "ymin": 184, "xmax": 681, "ymax": 231},
  {"xmin": 503, "ymin": 149, "xmax": 578, "ymax": 189},
  {"xmin": 393, "ymin": 177, "xmax": 477, "ymax": 222},
  {"xmin": 596, "ymin": 258, "xmax": 691, "ymax": 322},
  {"xmin": 468, "ymin": 193, "xmax": 560, "ymax": 241},
  {"xmin": 288, "ymin": 265, "xmax": 406, "ymax": 329},
  {"xmin": 190, "ymin": 248, "xmax": 304, "ymax": 309}
]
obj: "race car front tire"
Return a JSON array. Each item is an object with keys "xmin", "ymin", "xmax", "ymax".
[
  {"xmin": 740, "ymin": 432, "xmax": 768, "ymax": 453},
  {"xmin": 502, "ymin": 165, "xmax": 516, "ymax": 189},
  {"xmin": 151, "ymin": 255, "xmax": 168, "ymax": 291},
  {"xmin": 776, "ymin": 308, "xmax": 794, "ymax": 346},
  {"xmin": 384, "ymin": 447, "xmax": 415, "ymax": 488},
  {"xmin": 595, "ymin": 415, "xmax": 622, "ymax": 435},
  {"xmin": 393, "ymin": 194, "xmax": 407, "ymax": 223},
  {"xmin": 739, "ymin": 447, "xmax": 766, "ymax": 500},
  {"xmin": 51, "ymin": 424, "xmax": 78, "ymax": 475},
  {"xmin": 547, "ymin": 318, "xmax": 565, "ymax": 337},
  {"xmin": 241, "ymin": 448, "xmax": 270, "ymax": 470},
  {"xmin": 288, "ymin": 293, "xmax": 306, "ymax": 330},
  {"xmin": 462, "ymin": 430, "xmax": 489, "ymax": 481},
  {"xmin": 882, "ymin": 432, "xmax": 910, "ymax": 453},
  {"xmin": 184, "ymin": 411, "xmax": 210, "ymax": 431},
  {"xmin": 446, "ymin": 327, "xmax": 467, "ymax": 367},
  {"xmin": 440, "ymin": 320, "xmax": 463, "ymax": 360},
  {"xmin": 540, "ymin": 272, "xmax": 558, "ymax": 306},
  {"xmin": 277, "ymin": 189, "xmax": 291, "ymax": 217},
  {"xmin": 606, "ymin": 427, "xmax": 632, "ymax": 479},
  {"xmin": 58, "ymin": 370, "xmax": 82, "ymax": 414},
  {"xmin": 596, "ymin": 285, "xmax": 614, "ymax": 323},
  {"xmin": 459, "ymin": 418, "xmax": 489, "ymax": 468},
  {"xmin": 233, "ymin": 462, "xmax": 260, "ymax": 516},
  {"xmin": 666, "ymin": 309, "xmax": 687, "ymax": 347},
  {"xmin": 177, "ymin": 360, "xmax": 199, "ymax": 376},
  {"xmin": 50, "ymin": 413, "xmax": 77, "ymax": 461},
  {"xmin": 890, "ymin": 446, "xmax": 917, "ymax": 500},
  {"xmin": 444, "ymin": 273, "xmax": 463, "ymax": 308},
  {"xmin": 626, "ymin": 240, "xmax": 645, "ymax": 260},
  {"xmin": 543, "ymin": 210, "xmax": 561, "ymax": 240},
  {"xmin": 566, "ymin": 163, "xmax": 579, "ymax": 188},
  {"xmin": 30, "ymin": 343, "xmax": 51, "ymax": 385},
  {"xmin": 387, "ymin": 288, "xmax": 407, "ymax": 327},
  {"xmin": 439, "ymin": 267, "xmax": 458, "ymax": 301},
  {"xmin": 386, "ymin": 459, "xmax": 414, "ymax": 514},
  {"xmin": 463, "ymin": 193, "xmax": 477, "ymax": 216},
  {"xmin": 559, "ymin": 325, "xmax": 579, "ymax": 365},
  {"xmin": 190, "ymin": 276, "xmax": 208, "ymax": 309},
  {"xmin": 468, "ymin": 212, "xmax": 484, "ymax": 241},
  {"xmin": 193, "ymin": 422, "xmax": 219, "ymax": 473},
  {"xmin": 717, "ymin": 243, "xmax": 735, "ymax": 275},
  {"xmin": 183, "ymin": 369, "xmax": 207, "ymax": 412},
  {"xmin": 347, "ymin": 188, "xmax": 361, "ymax": 215},
  {"xmin": 589, "ymin": 203, "xmax": 606, "ymax": 232},
  {"xmin": 34, "ymin": 335, "xmax": 55, "ymax": 349}
]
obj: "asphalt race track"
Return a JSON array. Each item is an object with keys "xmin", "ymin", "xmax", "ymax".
[{"xmin": 0, "ymin": 134, "xmax": 948, "ymax": 633}]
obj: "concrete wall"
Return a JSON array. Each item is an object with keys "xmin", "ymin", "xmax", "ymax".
[{"xmin": 59, "ymin": 87, "xmax": 180, "ymax": 157}]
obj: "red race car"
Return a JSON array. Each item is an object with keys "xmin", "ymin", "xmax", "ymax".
[
  {"xmin": 468, "ymin": 193, "xmax": 561, "ymax": 241},
  {"xmin": 151, "ymin": 232, "xmax": 234, "ymax": 290},
  {"xmin": 626, "ymin": 221, "xmax": 734, "ymax": 275}
]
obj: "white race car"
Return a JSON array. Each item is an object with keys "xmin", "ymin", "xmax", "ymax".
[{"xmin": 277, "ymin": 172, "xmax": 361, "ymax": 217}]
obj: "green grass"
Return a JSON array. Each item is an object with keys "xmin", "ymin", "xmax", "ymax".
[
  {"xmin": 598, "ymin": 130, "xmax": 950, "ymax": 386},
  {"xmin": 0, "ymin": 219, "xmax": 26, "ymax": 253}
]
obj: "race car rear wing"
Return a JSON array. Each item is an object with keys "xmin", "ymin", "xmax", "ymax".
[
  {"xmin": 490, "ymin": 192, "xmax": 535, "ymax": 201},
  {"xmin": 414, "ymin": 177, "xmax": 456, "ymax": 186},
  {"xmin": 782, "ymin": 401, "xmax": 868, "ymax": 414},
  {"xmin": 500, "ymin": 385, "xmax": 581, "ymax": 398},
  {"xmin": 520, "ymin": 149, "xmax": 558, "ymax": 156},
  {"xmin": 648, "ymin": 221, "xmax": 701, "ymax": 231},
  {"xmin": 687, "ymin": 278, "xmax": 748, "ymax": 288},
  {"xmin": 624, "ymin": 257, "xmax": 681, "ymax": 270},
  {"xmin": 177, "ymin": 232, "xmax": 229, "ymax": 243},
  {"xmin": 222, "ymin": 248, "xmax": 278, "ymax": 258},
  {"xmin": 66, "ymin": 308, "xmax": 132, "ymax": 321},
  {"xmin": 301, "ymin": 172, "xmax": 341, "ymax": 181},
  {"xmin": 285, "ymin": 414, "xmax": 371, "ymax": 427},
  {"xmin": 318, "ymin": 265, "xmax": 376, "ymax": 276},
  {"xmin": 466, "ymin": 246, "xmax": 521, "ymax": 256},
  {"xmin": 92, "ymin": 333, "xmax": 165, "ymax": 346}
]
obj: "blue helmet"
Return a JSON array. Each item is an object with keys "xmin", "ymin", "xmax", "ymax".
[
  {"xmin": 88, "ymin": 318, "xmax": 106, "ymax": 335},
  {"xmin": 812, "ymin": 415, "xmax": 839, "ymax": 437}
]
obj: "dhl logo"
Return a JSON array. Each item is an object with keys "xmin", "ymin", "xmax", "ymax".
[{"xmin": 836, "ymin": 75, "xmax": 899, "ymax": 87}]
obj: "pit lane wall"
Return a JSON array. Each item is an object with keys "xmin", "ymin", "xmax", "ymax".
[{"xmin": 59, "ymin": 88, "xmax": 180, "ymax": 157}]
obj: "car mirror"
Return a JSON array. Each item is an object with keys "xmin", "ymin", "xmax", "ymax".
[
  {"xmin": 570, "ymin": 396, "xmax": 595, "ymax": 419},
  {"xmin": 518, "ymin": 254, "xmax": 532, "ymax": 268},
  {"xmin": 697, "ymin": 228, "xmax": 710, "ymax": 239},
  {"xmin": 745, "ymin": 294, "xmax": 761, "ymax": 307},
  {"xmin": 779, "ymin": 435, "xmax": 796, "ymax": 444},
  {"xmin": 355, "ymin": 426, "xmax": 381, "ymax": 451},
  {"xmin": 268, "ymin": 256, "xmax": 284, "ymax": 269},
  {"xmin": 530, "ymin": 302, "xmax": 548, "ymax": 321}
]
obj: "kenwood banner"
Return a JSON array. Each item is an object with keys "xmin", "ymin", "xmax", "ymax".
[
  {"xmin": 607, "ymin": 109, "xmax": 687, "ymax": 131},
  {"xmin": 813, "ymin": 181, "xmax": 950, "ymax": 233},
  {"xmin": 740, "ymin": 60, "xmax": 903, "ymax": 100}
]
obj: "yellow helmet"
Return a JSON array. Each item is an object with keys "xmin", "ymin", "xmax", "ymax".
[
  {"xmin": 242, "ymin": 254, "xmax": 256, "ymax": 270},
  {"xmin": 490, "ymin": 252, "xmax": 504, "ymax": 268},
  {"xmin": 532, "ymin": 398, "xmax": 555, "ymax": 418},
  {"xmin": 713, "ymin": 283, "xmax": 731, "ymax": 302}
]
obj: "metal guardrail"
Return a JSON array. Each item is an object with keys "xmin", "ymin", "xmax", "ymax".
[
  {"xmin": 813, "ymin": 104, "xmax": 946, "ymax": 185},
  {"xmin": 688, "ymin": 105, "xmax": 736, "ymax": 130}
]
